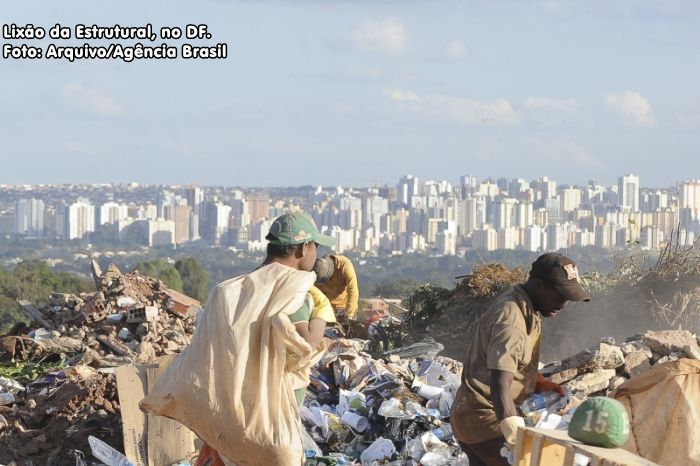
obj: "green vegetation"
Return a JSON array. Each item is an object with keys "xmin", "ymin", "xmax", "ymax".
[
  {"xmin": 0, "ymin": 361, "xmax": 67, "ymax": 383},
  {"xmin": 0, "ymin": 260, "xmax": 94, "ymax": 334},
  {"xmin": 133, "ymin": 257, "xmax": 184, "ymax": 292},
  {"xmin": 175, "ymin": 257, "xmax": 210, "ymax": 302},
  {"xmin": 372, "ymin": 278, "xmax": 421, "ymax": 299}
]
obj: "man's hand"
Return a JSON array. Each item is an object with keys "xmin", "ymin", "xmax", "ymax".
[
  {"xmin": 500, "ymin": 416, "xmax": 525, "ymax": 446},
  {"xmin": 535, "ymin": 373, "xmax": 564, "ymax": 396}
]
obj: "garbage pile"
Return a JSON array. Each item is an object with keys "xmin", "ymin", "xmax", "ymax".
[
  {"xmin": 299, "ymin": 328, "xmax": 700, "ymax": 465},
  {"xmin": 0, "ymin": 260, "xmax": 201, "ymax": 465},
  {"xmin": 300, "ymin": 337, "xmax": 469, "ymax": 465}
]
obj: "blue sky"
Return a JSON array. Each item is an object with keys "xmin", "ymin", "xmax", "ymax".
[{"xmin": 1, "ymin": 0, "xmax": 699, "ymax": 188}]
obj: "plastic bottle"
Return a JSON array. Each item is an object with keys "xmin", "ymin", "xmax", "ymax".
[
  {"xmin": 520, "ymin": 391, "xmax": 561, "ymax": 415},
  {"xmin": 88, "ymin": 436, "xmax": 133, "ymax": 466},
  {"xmin": 431, "ymin": 423, "xmax": 453, "ymax": 441}
]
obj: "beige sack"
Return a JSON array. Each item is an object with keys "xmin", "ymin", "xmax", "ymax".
[
  {"xmin": 611, "ymin": 358, "xmax": 700, "ymax": 466},
  {"xmin": 140, "ymin": 263, "xmax": 317, "ymax": 466}
]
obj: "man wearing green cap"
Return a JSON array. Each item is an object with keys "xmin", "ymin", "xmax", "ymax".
[
  {"xmin": 193, "ymin": 211, "xmax": 337, "ymax": 466},
  {"xmin": 263, "ymin": 210, "xmax": 338, "ymax": 405},
  {"xmin": 451, "ymin": 252, "xmax": 590, "ymax": 466}
]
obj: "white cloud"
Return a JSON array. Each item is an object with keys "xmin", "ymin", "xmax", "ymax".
[
  {"xmin": 604, "ymin": 90, "xmax": 654, "ymax": 125},
  {"xmin": 383, "ymin": 88, "xmax": 419, "ymax": 102},
  {"xmin": 384, "ymin": 88, "xmax": 518, "ymax": 125},
  {"xmin": 63, "ymin": 83, "xmax": 126, "ymax": 117},
  {"xmin": 446, "ymin": 39, "xmax": 467, "ymax": 59},
  {"xmin": 523, "ymin": 96, "xmax": 578, "ymax": 111},
  {"xmin": 349, "ymin": 18, "xmax": 407, "ymax": 56}
]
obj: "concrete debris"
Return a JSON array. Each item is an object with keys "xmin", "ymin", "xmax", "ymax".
[
  {"xmin": 560, "ymin": 343, "xmax": 625, "ymax": 374},
  {"xmin": 642, "ymin": 330, "xmax": 699, "ymax": 356},
  {"xmin": 619, "ymin": 341, "xmax": 653, "ymax": 358},
  {"xmin": 0, "ymin": 262, "xmax": 201, "ymax": 368},
  {"xmin": 623, "ymin": 351, "xmax": 652, "ymax": 378},
  {"xmin": 563, "ymin": 369, "xmax": 617, "ymax": 397}
]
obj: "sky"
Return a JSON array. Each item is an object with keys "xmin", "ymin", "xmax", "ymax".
[{"xmin": 1, "ymin": 0, "xmax": 699, "ymax": 188}]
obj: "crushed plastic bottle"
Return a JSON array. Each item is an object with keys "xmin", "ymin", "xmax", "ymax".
[
  {"xmin": 431, "ymin": 423, "xmax": 453, "ymax": 441},
  {"xmin": 520, "ymin": 391, "xmax": 562, "ymax": 415},
  {"xmin": 88, "ymin": 436, "xmax": 133, "ymax": 466}
]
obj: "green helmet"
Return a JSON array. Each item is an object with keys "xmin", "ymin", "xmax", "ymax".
[{"xmin": 568, "ymin": 397, "xmax": 630, "ymax": 448}]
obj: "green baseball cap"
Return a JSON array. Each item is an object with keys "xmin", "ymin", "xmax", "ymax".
[{"xmin": 266, "ymin": 211, "xmax": 335, "ymax": 248}]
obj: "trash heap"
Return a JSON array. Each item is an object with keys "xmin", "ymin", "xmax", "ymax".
[
  {"xmin": 299, "ymin": 337, "xmax": 468, "ymax": 466},
  {"xmin": 0, "ymin": 260, "xmax": 201, "ymax": 465}
]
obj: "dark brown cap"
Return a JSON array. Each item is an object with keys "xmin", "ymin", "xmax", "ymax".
[{"xmin": 529, "ymin": 253, "xmax": 590, "ymax": 302}]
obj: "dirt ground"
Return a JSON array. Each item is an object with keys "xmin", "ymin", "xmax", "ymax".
[{"xmin": 0, "ymin": 373, "xmax": 122, "ymax": 465}]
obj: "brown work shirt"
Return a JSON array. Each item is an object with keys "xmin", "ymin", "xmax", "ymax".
[{"xmin": 451, "ymin": 285, "xmax": 541, "ymax": 444}]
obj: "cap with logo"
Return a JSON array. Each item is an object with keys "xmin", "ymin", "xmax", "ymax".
[
  {"xmin": 529, "ymin": 252, "xmax": 590, "ymax": 302},
  {"xmin": 266, "ymin": 211, "xmax": 335, "ymax": 248},
  {"xmin": 568, "ymin": 397, "xmax": 630, "ymax": 448}
]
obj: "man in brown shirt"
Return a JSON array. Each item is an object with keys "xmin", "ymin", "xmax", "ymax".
[{"xmin": 451, "ymin": 253, "xmax": 590, "ymax": 466}]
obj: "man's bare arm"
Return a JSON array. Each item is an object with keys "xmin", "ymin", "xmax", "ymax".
[
  {"xmin": 490, "ymin": 369, "xmax": 518, "ymax": 420},
  {"xmin": 294, "ymin": 318, "xmax": 326, "ymax": 348}
]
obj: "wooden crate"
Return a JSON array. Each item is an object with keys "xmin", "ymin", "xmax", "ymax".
[{"xmin": 513, "ymin": 427, "xmax": 661, "ymax": 466}]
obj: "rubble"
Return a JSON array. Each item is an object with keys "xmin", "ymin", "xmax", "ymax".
[
  {"xmin": 1, "ymin": 255, "xmax": 698, "ymax": 465},
  {"xmin": 623, "ymin": 352, "xmax": 652, "ymax": 378},
  {"xmin": 0, "ymin": 259, "xmax": 201, "ymax": 464},
  {"xmin": 642, "ymin": 329, "xmax": 700, "ymax": 356},
  {"xmin": 0, "ymin": 261, "xmax": 201, "ymax": 368}
]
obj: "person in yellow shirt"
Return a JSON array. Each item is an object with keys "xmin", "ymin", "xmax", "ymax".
[{"xmin": 313, "ymin": 254, "xmax": 360, "ymax": 319}]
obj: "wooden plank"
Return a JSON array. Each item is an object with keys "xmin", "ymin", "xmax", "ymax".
[
  {"xmin": 521, "ymin": 428, "xmax": 662, "ymax": 466},
  {"xmin": 97, "ymin": 334, "xmax": 135, "ymax": 357},
  {"xmin": 146, "ymin": 355, "xmax": 196, "ymax": 466},
  {"xmin": 563, "ymin": 445, "xmax": 576, "ymax": 466},
  {"xmin": 115, "ymin": 363, "xmax": 148, "ymax": 466},
  {"xmin": 17, "ymin": 300, "xmax": 54, "ymax": 330},
  {"xmin": 514, "ymin": 428, "xmax": 527, "ymax": 466},
  {"xmin": 530, "ymin": 433, "xmax": 544, "ymax": 466},
  {"xmin": 540, "ymin": 438, "xmax": 568, "ymax": 465}
]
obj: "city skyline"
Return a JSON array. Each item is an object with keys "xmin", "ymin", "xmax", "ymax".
[
  {"xmin": 2, "ymin": 1, "xmax": 700, "ymax": 187},
  {"xmin": 5, "ymin": 173, "xmax": 700, "ymax": 255}
]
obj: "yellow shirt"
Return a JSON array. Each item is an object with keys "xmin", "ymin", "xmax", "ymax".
[
  {"xmin": 451, "ymin": 285, "xmax": 541, "ymax": 444},
  {"xmin": 316, "ymin": 255, "xmax": 359, "ymax": 318},
  {"xmin": 289, "ymin": 286, "xmax": 336, "ymax": 390}
]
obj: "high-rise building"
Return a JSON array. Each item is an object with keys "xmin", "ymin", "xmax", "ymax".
[
  {"xmin": 472, "ymin": 226, "xmax": 498, "ymax": 251},
  {"xmin": 494, "ymin": 198, "xmax": 517, "ymax": 229},
  {"xmin": 618, "ymin": 174, "xmax": 640, "ymax": 212},
  {"xmin": 15, "ymin": 198, "xmax": 44, "ymax": 237},
  {"xmin": 164, "ymin": 204, "xmax": 192, "ymax": 244},
  {"xmin": 397, "ymin": 175, "xmax": 420, "ymax": 205},
  {"xmin": 679, "ymin": 180, "xmax": 700, "ymax": 209},
  {"xmin": 246, "ymin": 193, "xmax": 270, "ymax": 223},
  {"xmin": 560, "ymin": 187, "xmax": 582, "ymax": 215},
  {"xmin": 65, "ymin": 198, "xmax": 95, "ymax": 239},
  {"xmin": 98, "ymin": 202, "xmax": 129, "ymax": 225}
]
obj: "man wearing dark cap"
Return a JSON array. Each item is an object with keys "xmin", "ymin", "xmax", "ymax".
[{"xmin": 451, "ymin": 253, "xmax": 590, "ymax": 466}]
